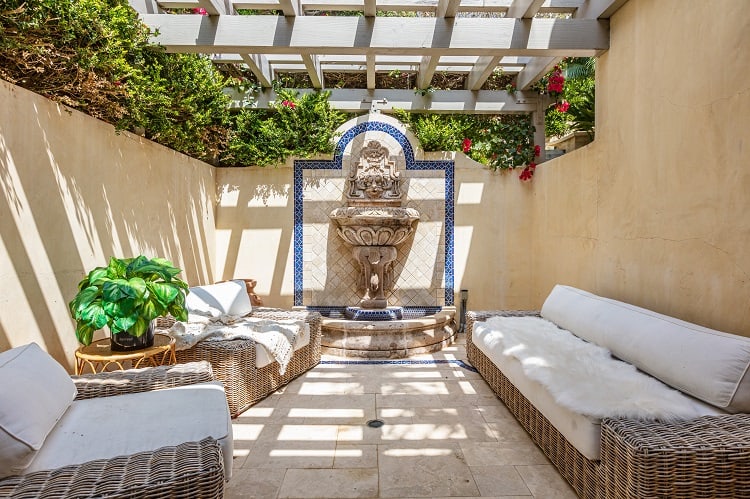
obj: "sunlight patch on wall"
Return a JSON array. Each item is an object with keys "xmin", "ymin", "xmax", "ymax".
[
  {"xmin": 240, "ymin": 229, "xmax": 282, "ymax": 294},
  {"xmin": 456, "ymin": 182, "xmax": 484, "ymax": 205},
  {"xmin": 453, "ymin": 226, "xmax": 473, "ymax": 291}
]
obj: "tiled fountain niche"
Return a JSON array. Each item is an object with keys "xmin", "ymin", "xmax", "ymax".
[{"xmin": 294, "ymin": 114, "xmax": 454, "ymax": 321}]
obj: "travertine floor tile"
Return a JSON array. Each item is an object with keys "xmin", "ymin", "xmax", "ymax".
[
  {"xmin": 225, "ymin": 468, "xmax": 287, "ymax": 498},
  {"xmin": 459, "ymin": 441, "xmax": 548, "ymax": 467},
  {"xmin": 378, "ymin": 442, "xmax": 480, "ymax": 497},
  {"xmin": 470, "ymin": 465, "xmax": 532, "ymax": 496},
  {"xmin": 278, "ymin": 468, "xmax": 379, "ymax": 498},
  {"xmin": 334, "ymin": 443, "xmax": 379, "ymax": 468},
  {"xmin": 515, "ymin": 465, "xmax": 578, "ymax": 498},
  {"xmin": 242, "ymin": 440, "xmax": 336, "ymax": 469}
]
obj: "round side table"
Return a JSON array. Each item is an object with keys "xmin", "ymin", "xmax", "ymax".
[{"xmin": 75, "ymin": 333, "xmax": 176, "ymax": 375}]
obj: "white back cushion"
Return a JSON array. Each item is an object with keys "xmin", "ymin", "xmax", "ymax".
[
  {"xmin": 541, "ymin": 285, "xmax": 750, "ymax": 412},
  {"xmin": 185, "ymin": 280, "xmax": 252, "ymax": 318},
  {"xmin": 0, "ymin": 343, "xmax": 77, "ymax": 478}
]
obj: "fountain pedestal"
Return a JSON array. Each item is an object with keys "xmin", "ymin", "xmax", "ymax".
[{"xmin": 353, "ymin": 246, "xmax": 397, "ymax": 309}]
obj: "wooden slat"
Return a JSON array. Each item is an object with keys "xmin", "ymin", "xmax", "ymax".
[
  {"xmin": 301, "ymin": 54, "xmax": 324, "ymax": 87},
  {"xmin": 278, "ymin": 0, "xmax": 300, "ymax": 16},
  {"xmin": 241, "ymin": 54, "xmax": 274, "ymax": 87},
  {"xmin": 130, "ymin": 0, "xmax": 165, "ymax": 13},
  {"xmin": 436, "ymin": 0, "xmax": 461, "ymax": 18},
  {"xmin": 506, "ymin": 0, "xmax": 545, "ymax": 18},
  {"xmin": 140, "ymin": 15, "xmax": 610, "ymax": 56},
  {"xmin": 225, "ymin": 88, "xmax": 539, "ymax": 113},
  {"xmin": 364, "ymin": 0, "xmax": 376, "ymax": 16},
  {"xmin": 465, "ymin": 55, "xmax": 502, "ymax": 91},
  {"xmin": 417, "ymin": 55, "xmax": 440, "ymax": 89},
  {"xmin": 514, "ymin": 55, "xmax": 560, "ymax": 90},
  {"xmin": 574, "ymin": 0, "xmax": 629, "ymax": 19},
  {"xmin": 366, "ymin": 53, "xmax": 376, "ymax": 89}
]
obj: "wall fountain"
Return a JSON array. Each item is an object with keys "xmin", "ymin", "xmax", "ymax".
[{"xmin": 317, "ymin": 127, "xmax": 455, "ymax": 358}]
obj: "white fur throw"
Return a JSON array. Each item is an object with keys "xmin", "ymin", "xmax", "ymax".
[
  {"xmin": 168, "ymin": 315, "xmax": 304, "ymax": 375},
  {"xmin": 476, "ymin": 316, "xmax": 707, "ymax": 421}
]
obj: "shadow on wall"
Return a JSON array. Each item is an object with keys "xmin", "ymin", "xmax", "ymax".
[
  {"xmin": 215, "ymin": 173, "xmax": 295, "ymax": 308},
  {"xmin": 0, "ymin": 82, "xmax": 215, "ymax": 368}
]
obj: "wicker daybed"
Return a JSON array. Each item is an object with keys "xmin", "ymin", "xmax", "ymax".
[
  {"xmin": 467, "ymin": 287, "xmax": 750, "ymax": 498},
  {"xmin": 0, "ymin": 358, "xmax": 227, "ymax": 498},
  {"xmin": 157, "ymin": 308, "xmax": 321, "ymax": 418}
]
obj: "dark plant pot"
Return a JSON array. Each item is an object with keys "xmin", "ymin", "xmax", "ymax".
[{"xmin": 110, "ymin": 321, "xmax": 155, "ymax": 351}]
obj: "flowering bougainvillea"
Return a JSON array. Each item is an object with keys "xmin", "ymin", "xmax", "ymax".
[
  {"xmin": 281, "ymin": 99, "xmax": 297, "ymax": 109},
  {"xmin": 555, "ymin": 100, "xmax": 570, "ymax": 113},
  {"xmin": 192, "ymin": 7, "xmax": 208, "ymax": 15},
  {"xmin": 462, "ymin": 138, "xmax": 472, "ymax": 153},
  {"xmin": 547, "ymin": 66, "xmax": 565, "ymax": 97}
]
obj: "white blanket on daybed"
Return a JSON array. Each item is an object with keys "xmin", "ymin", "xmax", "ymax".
[
  {"xmin": 476, "ymin": 316, "xmax": 708, "ymax": 421},
  {"xmin": 168, "ymin": 315, "xmax": 304, "ymax": 375}
]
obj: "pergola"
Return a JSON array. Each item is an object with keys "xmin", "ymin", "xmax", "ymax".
[{"xmin": 128, "ymin": 0, "xmax": 625, "ymax": 147}]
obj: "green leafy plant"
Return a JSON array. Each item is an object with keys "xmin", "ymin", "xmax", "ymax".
[{"xmin": 69, "ymin": 256, "xmax": 189, "ymax": 346}]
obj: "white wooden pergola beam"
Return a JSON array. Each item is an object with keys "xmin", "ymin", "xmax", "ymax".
[
  {"xmin": 225, "ymin": 88, "xmax": 539, "ymax": 113},
  {"xmin": 436, "ymin": 0, "xmax": 461, "ymax": 18},
  {"xmin": 129, "ymin": 0, "xmax": 164, "ymax": 13},
  {"xmin": 574, "ymin": 0, "xmax": 628, "ymax": 19},
  {"xmin": 506, "ymin": 0, "xmax": 546, "ymax": 18},
  {"xmin": 301, "ymin": 54, "xmax": 324, "ymax": 87},
  {"xmin": 465, "ymin": 55, "xmax": 502, "ymax": 91},
  {"xmin": 417, "ymin": 56, "xmax": 440, "ymax": 89},
  {"xmin": 140, "ymin": 16, "xmax": 609, "ymax": 56},
  {"xmin": 157, "ymin": 0, "xmax": 232, "ymax": 14},
  {"xmin": 293, "ymin": 0, "xmax": 582, "ymax": 14},
  {"xmin": 514, "ymin": 55, "xmax": 560, "ymax": 90},
  {"xmin": 366, "ymin": 53, "xmax": 376, "ymax": 89},
  {"xmin": 277, "ymin": 0, "xmax": 301, "ymax": 16},
  {"xmin": 241, "ymin": 54, "xmax": 274, "ymax": 87},
  {"xmin": 364, "ymin": 0, "xmax": 376, "ymax": 16}
]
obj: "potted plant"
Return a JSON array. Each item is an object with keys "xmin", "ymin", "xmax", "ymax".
[{"xmin": 69, "ymin": 255, "xmax": 189, "ymax": 351}]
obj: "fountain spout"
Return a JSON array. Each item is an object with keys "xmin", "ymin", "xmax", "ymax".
[{"xmin": 329, "ymin": 140, "xmax": 420, "ymax": 313}]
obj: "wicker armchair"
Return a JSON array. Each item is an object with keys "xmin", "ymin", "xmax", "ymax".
[
  {"xmin": 0, "ymin": 361, "xmax": 226, "ymax": 499},
  {"xmin": 156, "ymin": 308, "xmax": 322, "ymax": 417},
  {"xmin": 467, "ymin": 311, "xmax": 750, "ymax": 499}
]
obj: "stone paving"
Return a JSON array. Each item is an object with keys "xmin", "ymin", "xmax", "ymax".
[{"xmin": 225, "ymin": 336, "xmax": 577, "ymax": 498}]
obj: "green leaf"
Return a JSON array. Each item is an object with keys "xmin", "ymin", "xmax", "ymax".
[
  {"xmin": 128, "ymin": 316, "xmax": 150, "ymax": 337},
  {"xmin": 86, "ymin": 267, "xmax": 109, "ymax": 286},
  {"xmin": 148, "ymin": 281, "xmax": 180, "ymax": 308},
  {"xmin": 75, "ymin": 323, "xmax": 95, "ymax": 346},
  {"xmin": 113, "ymin": 315, "xmax": 137, "ymax": 333},
  {"xmin": 102, "ymin": 278, "xmax": 137, "ymax": 302},
  {"xmin": 80, "ymin": 300, "xmax": 109, "ymax": 329},
  {"xmin": 70, "ymin": 285, "xmax": 100, "ymax": 316}
]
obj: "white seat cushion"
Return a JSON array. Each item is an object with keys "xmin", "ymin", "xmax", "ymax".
[
  {"xmin": 0, "ymin": 343, "xmax": 77, "ymax": 478},
  {"xmin": 25, "ymin": 381, "xmax": 234, "ymax": 480},
  {"xmin": 186, "ymin": 280, "xmax": 252, "ymax": 318},
  {"xmin": 541, "ymin": 285, "xmax": 750, "ymax": 412}
]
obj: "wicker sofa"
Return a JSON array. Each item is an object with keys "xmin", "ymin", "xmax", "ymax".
[
  {"xmin": 467, "ymin": 285, "xmax": 750, "ymax": 499},
  {"xmin": 0, "ymin": 346, "xmax": 230, "ymax": 498},
  {"xmin": 156, "ymin": 279, "xmax": 322, "ymax": 417}
]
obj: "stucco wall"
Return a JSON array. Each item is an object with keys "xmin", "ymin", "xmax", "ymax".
[
  {"xmin": 529, "ymin": 0, "xmax": 750, "ymax": 336},
  {"xmin": 0, "ymin": 81, "xmax": 217, "ymax": 369}
]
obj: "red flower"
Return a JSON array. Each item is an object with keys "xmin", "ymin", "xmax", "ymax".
[
  {"xmin": 281, "ymin": 100, "xmax": 297, "ymax": 109},
  {"xmin": 192, "ymin": 7, "xmax": 208, "ymax": 15},
  {"xmin": 534, "ymin": 145, "xmax": 541, "ymax": 157},
  {"xmin": 462, "ymin": 138, "xmax": 472, "ymax": 153},
  {"xmin": 519, "ymin": 163, "xmax": 537, "ymax": 182},
  {"xmin": 547, "ymin": 67, "xmax": 565, "ymax": 95},
  {"xmin": 555, "ymin": 100, "xmax": 570, "ymax": 113}
]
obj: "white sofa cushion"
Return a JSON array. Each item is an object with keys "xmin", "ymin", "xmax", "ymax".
[
  {"xmin": 25, "ymin": 381, "xmax": 234, "ymax": 480},
  {"xmin": 0, "ymin": 343, "xmax": 77, "ymax": 478},
  {"xmin": 186, "ymin": 280, "xmax": 252, "ymax": 318},
  {"xmin": 541, "ymin": 285, "xmax": 750, "ymax": 412},
  {"xmin": 473, "ymin": 318, "xmax": 724, "ymax": 460}
]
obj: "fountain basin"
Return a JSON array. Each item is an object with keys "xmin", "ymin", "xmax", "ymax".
[
  {"xmin": 329, "ymin": 206, "xmax": 420, "ymax": 246},
  {"xmin": 321, "ymin": 308, "xmax": 456, "ymax": 358}
]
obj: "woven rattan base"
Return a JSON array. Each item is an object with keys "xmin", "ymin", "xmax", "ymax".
[
  {"xmin": 466, "ymin": 311, "xmax": 750, "ymax": 499},
  {"xmin": 163, "ymin": 310, "xmax": 322, "ymax": 417}
]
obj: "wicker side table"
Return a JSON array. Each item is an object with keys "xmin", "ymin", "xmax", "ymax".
[{"xmin": 75, "ymin": 333, "xmax": 176, "ymax": 374}]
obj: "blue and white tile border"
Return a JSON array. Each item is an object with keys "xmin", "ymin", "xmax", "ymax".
[{"xmin": 294, "ymin": 120, "xmax": 454, "ymax": 307}]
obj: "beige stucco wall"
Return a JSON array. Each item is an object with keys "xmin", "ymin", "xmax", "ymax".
[
  {"xmin": 0, "ymin": 81, "xmax": 217, "ymax": 369},
  {"xmin": 527, "ymin": 0, "xmax": 750, "ymax": 336}
]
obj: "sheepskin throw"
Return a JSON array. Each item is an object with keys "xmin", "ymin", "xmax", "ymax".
[
  {"xmin": 475, "ymin": 316, "xmax": 708, "ymax": 421},
  {"xmin": 168, "ymin": 315, "xmax": 304, "ymax": 375}
]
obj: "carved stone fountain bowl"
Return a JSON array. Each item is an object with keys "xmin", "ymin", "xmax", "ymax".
[{"xmin": 330, "ymin": 206, "xmax": 420, "ymax": 247}]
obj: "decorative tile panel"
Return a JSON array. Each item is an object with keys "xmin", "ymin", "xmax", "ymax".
[{"xmin": 294, "ymin": 117, "xmax": 454, "ymax": 308}]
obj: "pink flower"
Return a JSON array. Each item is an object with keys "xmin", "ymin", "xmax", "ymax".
[
  {"xmin": 547, "ymin": 67, "xmax": 565, "ymax": 95},
  {"xmin": 281, "ymin": 100, "xmax": 297, "ymax": 109},
  {"xmin": 192, "ymin": 7, "xmax": 208, "ymax": 15},
  {"xmin": 555, "ymin": 100, "xmax": 570, "ymax": 113},
  {"xmin": 461, "ymin": 138, "xmax": 472, "ymax": 153},
  {"xmin": 534, "ymin": 145, "xmax": 541, "ymax": 157}
]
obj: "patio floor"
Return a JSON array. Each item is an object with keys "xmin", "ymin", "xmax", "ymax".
[{"xmin": 225, "ymin": 336, "xmax": 577, "ymax": 498}]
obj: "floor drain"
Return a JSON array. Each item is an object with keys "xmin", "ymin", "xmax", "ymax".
[{"xmin": 366, "ymin": 419, "xmax": 385, "ymax": 428}]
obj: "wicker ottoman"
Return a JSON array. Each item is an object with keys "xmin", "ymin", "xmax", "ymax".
[{"xmin": 158, "ymin": 309, "xmax": 322, "ymax": 417}]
